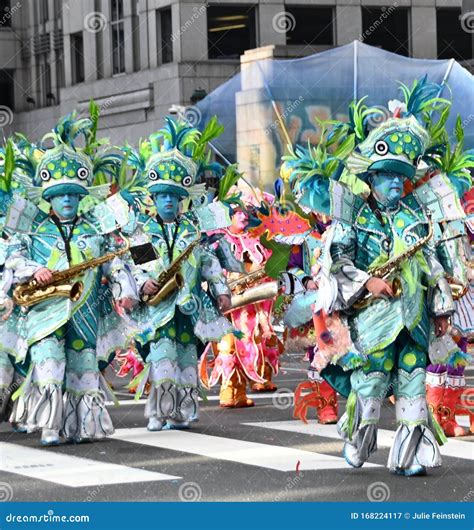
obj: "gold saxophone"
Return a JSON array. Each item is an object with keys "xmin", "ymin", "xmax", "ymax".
[
  {"xmin": 13, "ymin": 239, "xmax": 130, "ymax": 307},
  {"xmin": 444, "ymin": 231, "xmax": 471, "ymax": 300},
  {"xmin": 227, "ymin": 267, "xmax": 279, "ymax": 311},
  {"xmin": 353, "ymin": 215, "xmax": 433, "ymax": 309},
  {"xmin": 143, "ymin": 237, "xmax": 200, "ymax": 306}
]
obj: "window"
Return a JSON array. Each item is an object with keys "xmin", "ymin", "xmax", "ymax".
[
  {"xmin": 111, "ymin": 0, "xmax": 125, "ymax": 74},
  {"xmin": 71, "ymin": 32, "xmax": 84, "ymax": 84},
  {"xmin": 361, "ymin": 6, "xmax": 410, "ymax": 57},
  {"xmin": 40, "ymin": 0, "xmax": 48, "ymax": 24},
  {"xmin": 158, "ymin": 8, "xmax": 173, "ymax": 64},
  {"xmin": 56, "ymin": 50, "xmax": 64, "ymax": 90},
  {"xmin": 285, "ymin": 6, "xmax": 334, "ymax": 46},
  {"xmin": 37, "ymin": 53, "xmax": 52, "ymax": 106},
  {"xmin": 437, "ymin": 8, "xmax": 473, "ymax": 61},
  {"xmin": 207, "ymin": 4, "xmax": 256, "ymax": 60},
  {"xmin": 0, "ymin": 69, "xmax": 14, "ymax": 110},
  {"xmin": 0, "ymin": 0, "xmax": 11, "ymax": 27}
]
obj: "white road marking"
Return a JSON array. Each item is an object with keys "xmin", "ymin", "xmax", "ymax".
[
  {"xmin": 0, "ymin": 442, "xmax": 180, "ymax": 487},
  {"xmin": 112, "ymin": 428, "xmax": 380, "ymax": 471},
  {"xmin": 109, "ymin": 392, "xmax": 295, "ymax": 406},
  {"xmin": 244, "ymin": 420, "xmax": 474, "ymax": 461}
]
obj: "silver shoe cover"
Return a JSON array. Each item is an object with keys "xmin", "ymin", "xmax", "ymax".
[
  {"xmin": 337, "ymin": 390, "xmax": 380, "ymax": 465},
  {"xmin": 388, "ymin": 423, "xmax": 442, "ymax": 470},
  {"xmin": 10, "ymin": 383, "xmax": 63, "ymax": 432},
  {"xmin": 144, "ymin": 381, "xmax": 176, "ymax": 420},
  {"xmin": 62, "ymin": 391, "xmax": 114, "ymax": 441},
  {"xmin": 338, "ymin": 415, "xmax": 378, "ymax": 465},
  {"xmin": 144, "ymin": 382, "xmax": 199, "ymax": 423}
]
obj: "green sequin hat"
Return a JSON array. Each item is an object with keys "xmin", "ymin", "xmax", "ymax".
[
  {"xmin": 124, "ymin": 115, "xmax": 227, "ymax": 204},
  {"xmin": 145, "ymin": 147, "xmax": 199, "ymax": 198},
  {"xmin": 346, "ymin": 76, "xmax": 452, "ymax": 181},
  {"xmin": 36, "ymin": 144, "xmax": 93, "ymax": 199},
  {"xmin": 354, "ymin": 115, "xmax": 430, "ymax": 179},
  {"xmin": 13, "ymin": 102, "xmax": 123, "ymax": 203}
]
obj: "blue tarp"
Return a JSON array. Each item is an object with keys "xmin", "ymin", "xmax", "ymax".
[{"xmin": 194, "ymin": 42, "xmax": 474, "ymax": 172}]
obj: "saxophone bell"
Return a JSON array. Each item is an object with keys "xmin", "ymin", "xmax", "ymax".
[
  {"xmin": 391, "ymin": 276, "xmax": 403, "ymax": 297},
  {"xmin": 13, "ymin": 280, "xmax": 84, "ymax": 307}
]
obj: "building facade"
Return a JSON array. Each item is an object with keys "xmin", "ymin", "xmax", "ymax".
[{"xmin": 0, "ymin": 0, "xmax": 472, "ymax": 143}]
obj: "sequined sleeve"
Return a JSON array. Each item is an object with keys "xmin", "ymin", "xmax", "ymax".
[
  {"xmin": 330, "ymin": 222, "xmax": 371, "ymax": 308},
  {"xmin": 200, "ymin": 248, "xmax": 230, "ymax": 298},
  {"xmin": 101, "ymin": 234, "xmax": 139, "ymax": 301},
  {"xmin": 5, "ymin": 234, "xmax": 44, "ymax": 284}
]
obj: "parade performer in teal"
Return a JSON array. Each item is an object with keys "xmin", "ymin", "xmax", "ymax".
[
  {"xmin": 285, "ymin": 78, "xmax": 470, "ymax": 476},
  {"xmin": 3, "ymin": 107, "xmax": 138, "ymax": 446},
  {"xmin": 126, "ymin": 117, "xmax": 235, "ymax": 431},
  {"xmin": 0, "ymin": 140, "xmax": 18, "ymax": 422}
]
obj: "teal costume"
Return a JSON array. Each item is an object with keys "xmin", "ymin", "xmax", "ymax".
[
  {"xmin": 285, "ymin": 78, "xmax": 470, "ymax": 475},
  {"xmin": 2, "ymin": 110, "xmax": 137, "ymax": 444},
  {"xmin": 126, "ymin": 117, "xmax": 233, "ymax": 429}
]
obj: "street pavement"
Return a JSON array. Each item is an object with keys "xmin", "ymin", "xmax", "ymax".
[{"xmin": 1, "ymin": 353, "xmax": 473, "ymax": 502}]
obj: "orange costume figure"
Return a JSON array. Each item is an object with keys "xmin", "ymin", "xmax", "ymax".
[{"xmin": 201, "ymin": 208, "xmax": 282, "ymax": 408}]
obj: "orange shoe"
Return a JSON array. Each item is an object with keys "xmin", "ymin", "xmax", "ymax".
[
  {"xmin": 425, "ymin": 372, "xmax": 446, "ymax": 425},
  {"xmin": 219, "ymin": 373, "xmax": 254, "ymax": 408},
  {"xmin": 317, "ymin": 380, "xmax": 338, "ymax": 424},
  {"xmin": 293, "ymin": 380, "xmax": 338, "ymax": 424},
  {"xmin": 251, "ymin": 363, "xmax": 277, "ymax": 392},
  {"xmin": 440, "ymin": 385, "xmax": 469, "ymax": 437}
]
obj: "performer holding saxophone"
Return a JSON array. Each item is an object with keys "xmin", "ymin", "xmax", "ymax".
[
  {"xmin": 2, "ymin": 114, "xmax": 138, "ymax": 446},
  {"xmin": 204, "ymin": 194, "xmax": 282, "ymax": 409},
  {"xmin": 286, "ymin": 79, "xmax": 468, "ymax": 476},
  {"xmin": 127, "ymin": 117, "xmax": 234, "ymax": 431}
]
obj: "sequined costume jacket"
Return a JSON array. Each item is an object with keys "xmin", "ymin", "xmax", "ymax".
[
  {"xmin": 129, "ymin": 212, "xmax": 233, "ymax": 345},
  {"xmin": 330, "ymin": 197, "xmax": 455, "ymax": 356},
  {"xmin": 3, "ymin": 207, "xmax": 138, "ymax": 362}
]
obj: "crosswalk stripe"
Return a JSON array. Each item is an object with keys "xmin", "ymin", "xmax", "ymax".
[
  {"xmin": 112, "ymin": 428, "xmax": 381, "ymax": 471},
  {"xmin": 0, "ymin": 442, "xmax": 180, "ymax": 487},
  {"xmin": 108, "ymin": 392, "xmax": 295, "ymax": 406},
  {"xmin": 244, "ymin": 421, "xmax": 474, "ymax": 461}
]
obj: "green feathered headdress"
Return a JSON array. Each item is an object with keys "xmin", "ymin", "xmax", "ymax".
[{"xmin": 14, "ymin": 100, "xmax": 122, "ymax": 204}]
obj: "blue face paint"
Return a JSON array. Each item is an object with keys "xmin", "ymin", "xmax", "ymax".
[
  {"xmin": 371, "ymin": 172, "xmax": 404, "ymax": 208},
  {"xmin": 50, "ymin": 194, "xmax": 80, "ymax": 220},
  {"xmin": 154, "ymin": 192, "xmax": 180, "ymax": 222}
]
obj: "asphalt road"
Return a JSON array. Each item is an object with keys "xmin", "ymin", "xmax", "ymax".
[{"xmin": 1, "ymin": 353, "xmax": 473, "ymax": 503}]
